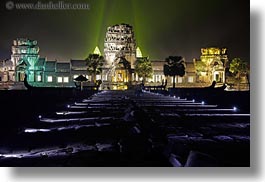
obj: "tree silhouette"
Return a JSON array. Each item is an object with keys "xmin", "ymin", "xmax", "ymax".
[
  {"xmin": 164, "ymin": 56, "xmax": 185, "ymax": 88},
  {"xmin": 85, "ymin": 54, "xmax": 104, "ymax": 83},
  {"xmin": 135, "ymin": 57, "xmax": 153, "ymax": 83},
  {"xmin": 229, "ymin": 58, "xmax": 250, "ymax": 90}
]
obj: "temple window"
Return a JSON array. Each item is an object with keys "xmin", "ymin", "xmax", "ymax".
[
  {"xmin": 96, "ymin": 75, "xmax": 101, "ymax": 80},
  {"xmin": 178, "ymin": 77, "xmax": 183, "ymax": 83},
  {"xmin": 57, "ymin": 77, "xmax": 62, "ymax": 83},
  {"xmin": 63, "ymin": 77, "xmax": 69, "ymax": 83},
  {"xmin": 156, "ymin": 75, "xmax": 161, "ymax": 82},
  {"xmin": 37, "ymin": 75, "xmax": 42, "ymax": 82},
  {"xmin": 47, "ymin": 76, "xmax": 53, "ymax": 82},
  {"xmin": 86, "ymin": 75, "xmax": 92, "ymax": 81},
  {"xmin": 188, "ymin": 76, "xmax": 194, "ymax": 83}
]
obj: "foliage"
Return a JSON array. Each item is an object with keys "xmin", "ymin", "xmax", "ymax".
[
  {"xmin": 229, "ymin": 58, "xmax": 249, "ymax": 76},
  {"xmin": 85, "ymin": 54, "xmax": 104, "ymax": 83},
  {"xmin": 163, "ymin": 56, "xmax": 185, "ymax": 88},
  {"xmin": 135, "ymin": 57, "xmax": 153, "ymax": 82},
  {"xmin": 229, "ymin": 58, "xmax": 250, "ymax": 90},
  {"xmin": 195, "ymin": 60, "xmax": 207, "ymax": 74}
]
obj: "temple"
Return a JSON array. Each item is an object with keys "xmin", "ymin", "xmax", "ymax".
[
  {"xmin": 13, "ymin": 39, "xmax": 40, "ymax": 82},
  {"xmin": 196, "ymin": 48, "xmax": 228, "ymax": 85},
  {"xmin": 101, "ymin": 24, "xmax": 136, "ymax": 89},
  {"xmin": 0, "ymin": 24, "xmax": 247, "ymax": 90}
]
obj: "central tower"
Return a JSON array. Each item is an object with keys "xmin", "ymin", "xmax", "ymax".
[
  {"xmin": 103, "ymin": 24, "xmax": 137, "ymax": 89},
  {"xmin": 104, "ymin": 23, "xmax": 136, "ymax": 68}
]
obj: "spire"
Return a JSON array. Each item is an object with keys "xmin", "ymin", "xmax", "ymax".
[
  {"xmin": 93, "ymin": 46, "xmax": 101, "ymax": 55},
  {"xmin": 136, "ymin": 47, "xmax": 143, "ymax": 58}
]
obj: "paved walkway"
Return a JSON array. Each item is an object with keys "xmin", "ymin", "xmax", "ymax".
[{"xmin": 0, "ymin": 90, "xmax": 250, "ymax": 166}]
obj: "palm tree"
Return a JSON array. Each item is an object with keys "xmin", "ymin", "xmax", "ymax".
[
  {"xmin": 135, "ymin": 57, "xmax": 153, "ymax": 84},
  {"xmin": 85, "ymin": 54, "xmax": 104, "ymax": 84},
  {"xmin": 229, "ymin": 58, "xmax": 250, "ymax": 90},
  {"xmin": 164, "ymin": 56, "xmax": 185, "ymax": 88}
]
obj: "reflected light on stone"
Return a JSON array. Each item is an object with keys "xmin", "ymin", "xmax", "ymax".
[
  {"xmin": 0, "ymin": 154, "xmax": 23, "ymax": 158},
  {"xmin": 25, "ymin": 128, "xmax": 51, "ymax": 133}
]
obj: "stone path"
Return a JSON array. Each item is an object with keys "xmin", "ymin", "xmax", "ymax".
[{"xmin": 0, "ymin": 90, "xmax": 250, "ymax": 166}]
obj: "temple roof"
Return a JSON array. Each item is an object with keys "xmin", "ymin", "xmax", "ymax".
[
  {"xmin": 70, "ymin": 60, "xmax": 87, "ymax": 70},
  {"xmin": 44, "ymin": 61, "xmax": 56, "ymax": 72},
  {"xmin": 136, "ymin": 47, "xmax": 143, "ymax": 58},
  {"xmin": 56, "ymin": 62, "xmax": 70, "ymax": 72},
  {"xmin": 0, "ymin": 59, "xmax": 13, "ymax": 68},
  {"xmin": 93, "ymin": 46, "xmax": 101, "ymax": 55},
  {"xmin": 201, "ymin": 47, "xmax": 227, "ymax": 55},
  {"xmin": 35, "ymin": 58, "xmax": 45, "ymax": 67},
  {"xmin": 185, "ymin": 62, "xmax": 195, "ymax": 73}
]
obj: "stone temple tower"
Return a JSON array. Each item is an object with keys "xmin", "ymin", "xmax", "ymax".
[
  {"xmin": 103, "ymin": 24, "xmax": 137, "ymax": 89},
  {"xmin": 104, "ymin": 23, "xmax": 136, "ymax": 68},
  {"xmin": 11, "ymin": 38, "xmax": 39, "ymax": 67},
  {"xmin": 11, "ymin": 38, "xmax": 40, "ymax": 82}
]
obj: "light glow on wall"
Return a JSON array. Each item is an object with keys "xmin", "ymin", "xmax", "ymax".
[
  {"xmin": 73, "ymin": 75, "xmax": 78, "ymax": 79},
  {"xmin": 47, "ymin": 76, "xmax": 53, "ymax": 82},
  {"xmin": 57, "ymin": 77, "xmax": 63, "ymax": 83},
  {"xmin": 37, "ymin": 75, "xmax": 42, "ymax": 82},
  {"xmin": 63, "ymin": 77, "xmax": 69, "ymax": 83},
  {"xmin": 188, "ymin": 76, "xmax": 194, "ymax": 83}
]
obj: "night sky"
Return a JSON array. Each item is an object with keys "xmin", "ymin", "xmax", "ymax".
[{"xmin": 0, "ymin": 0, "xmax": 249, "ymax": 62}]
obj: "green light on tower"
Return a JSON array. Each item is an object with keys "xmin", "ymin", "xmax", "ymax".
[{"xmin": 93, "ymin": 46, "xmax": 101, "ymax": 55}]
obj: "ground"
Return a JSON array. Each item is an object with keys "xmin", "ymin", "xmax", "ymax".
[{"xmin": 0, "ymin": 88, "xmax": 250, "ymax": 166}]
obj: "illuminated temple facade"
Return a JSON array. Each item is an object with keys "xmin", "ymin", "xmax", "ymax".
[
  {"xmin": 194, "ymin": 47, "xmax": 228, "ymax": 86},
  {"xmin": 104, "ymin": 24, "xmax": 136, "ymax": 68},
  {"xmin": 12, "ymin": 38, "xmax": 40, "ymax": 82},
  {"xmin": 0, "ymin": 25, "xmax": 237, "ymax": 89},
  {"xmin": 102, "ymin": 24, "xmax": 136, "ymax": 89},
  {"xmin": 1, "ymin": 38, "xmax": 91, "ymax": 87}
]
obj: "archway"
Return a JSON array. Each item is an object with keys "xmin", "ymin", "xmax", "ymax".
[
  {"xmin": 210, "ymin": 60, "xmax": 225, "ymax": 84},
  {"xmin": 15, "ymin": 60, "xmax": 27, "ymax": 82}
]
